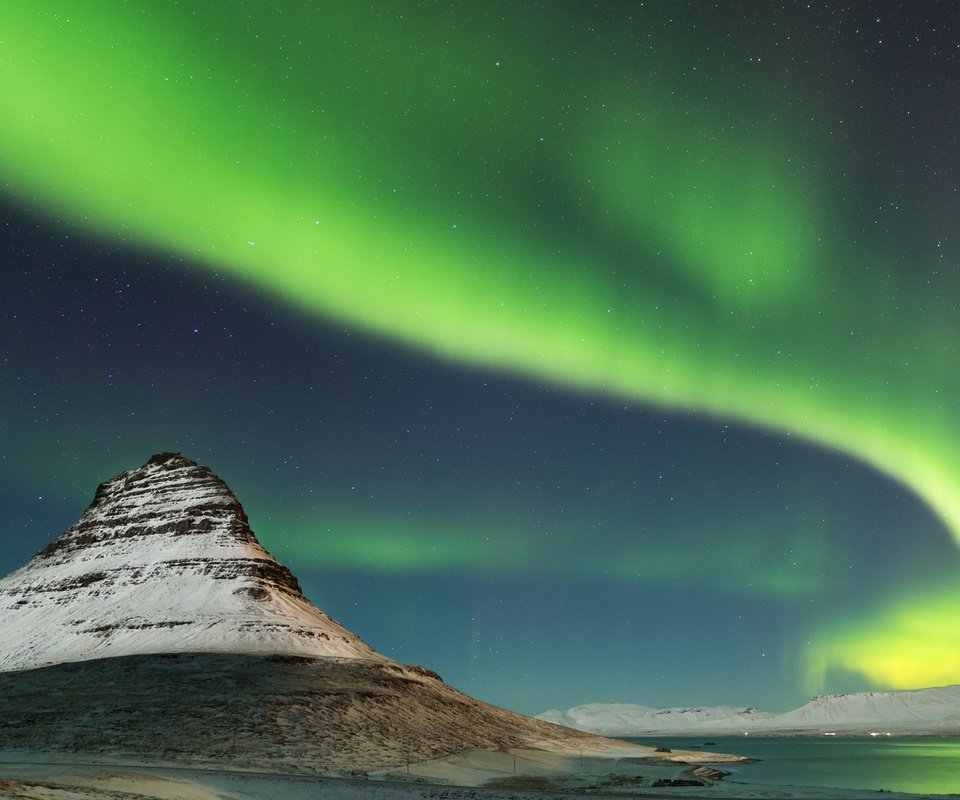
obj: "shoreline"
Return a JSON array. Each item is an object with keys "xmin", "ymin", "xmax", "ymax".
[
  {"xmin": 0, "ymin": 747, "xmax": 945, "ymax": 800},
  {"xmin": 613, "ymin": 731, "xmax": 960, "ymax": 738}
]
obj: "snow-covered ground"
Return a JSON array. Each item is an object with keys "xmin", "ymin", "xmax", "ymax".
[{"xmin": 538, "ymin": 686, "xmax": 960, "ymax": 735}]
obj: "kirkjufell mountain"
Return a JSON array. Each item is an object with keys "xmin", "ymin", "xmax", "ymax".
[
  {"xmin": 1, "ymin": 453, "xmax": 666, "ymax": 774},
  {"xmin": 0, "ymin": 452, "xmax": 380, "ymax": 671}
]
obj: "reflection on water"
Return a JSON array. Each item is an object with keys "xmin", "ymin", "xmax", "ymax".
[{"xmin": 622, "ymin": 736, "xmax": 960, "ymax": 795}]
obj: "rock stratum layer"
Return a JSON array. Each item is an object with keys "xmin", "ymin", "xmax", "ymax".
[{"xmin": 0, "ymin": 452, "xmax": 380, "ymax": 672}]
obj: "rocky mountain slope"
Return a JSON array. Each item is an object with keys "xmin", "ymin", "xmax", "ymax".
[
  {"xmin": 0, "ymin": 452, "xmax": 380, "ymax": 671},
  {"xmin": 539, "ymin": 686, "xmax": 960, "ymax": 735},
  {"xmin": 0, "ymin": 652, "xmax": 612, "ymax": 774}
]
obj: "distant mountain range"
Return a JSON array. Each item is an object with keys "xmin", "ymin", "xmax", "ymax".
[{"xmin": 538, "ymin": 686, "xmax": 960, "ymax": 736}]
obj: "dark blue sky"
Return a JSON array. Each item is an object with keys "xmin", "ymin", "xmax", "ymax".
[{"xmin": 2, "ymin": 2, "xmax": 959, "ymax": 714}]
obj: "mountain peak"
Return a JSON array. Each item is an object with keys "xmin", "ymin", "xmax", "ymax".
[
  {"xmin": 0, "ymin": 454, "xmax": 383, "ymax": 672},
  {"xmin": 145, "ymin": 451, "xmax": 193, "ymax": 466}
]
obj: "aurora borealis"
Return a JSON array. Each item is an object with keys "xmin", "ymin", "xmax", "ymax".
[{"xmin": 1, "ymin": 2, "xmax": 958, "ymax": 713}]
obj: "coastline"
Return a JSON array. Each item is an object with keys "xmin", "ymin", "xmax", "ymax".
[{"xmin": 0, "ymin": 747, "xmax": 946, "ymax": 800}]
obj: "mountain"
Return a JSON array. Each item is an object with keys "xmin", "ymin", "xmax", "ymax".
[
  {"xmin": 537, "ymin": 703, "xmax": 777, "ymax": 735},
  {"xmin": 0, "ymin": 452, "xmax": 380, "ymax": 672},
  {"xmin": 539, "ymin": 686, "xmax": 960, "ymax": 736},
  {"xmin": 769, "ymin": 686, "xmax": 960, "ymax": 734},
  {"xmin": 0, "ymin": 453, "xmax": 662, "ymax": 774}
]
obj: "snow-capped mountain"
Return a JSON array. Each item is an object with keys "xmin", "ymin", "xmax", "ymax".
[
  {"xmin": 770, "ymin": 686, "xmax": 960, "ymax": 733},
  {"xmin": 537, "ymin": 703, "xmax": 776, "ymax": 735},
  {"xmin": 539, "ymin": 686, "xmax": 960, "ymax": 735},
  {"xmin": 0, "ymin": 452, "xmax": 698, "ymax": 773},
  {"xmin": 0, "ymin": 452, "xmax": 382, "ymax": 672}
]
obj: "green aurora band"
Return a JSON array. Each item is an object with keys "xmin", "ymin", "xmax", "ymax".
[{"xmin": 1, "ymin": 4, "xmax": 957, "ymax": 690}]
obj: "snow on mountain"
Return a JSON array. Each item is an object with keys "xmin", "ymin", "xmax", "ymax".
[
  {"xmin": 769, "ymin": 685, "xmax": 960, "ymax": 733},
  {"xmin": 537, "ymin": 703, "xmax": 776, "ymax": 735},
  {"xmin": 0, "ymin": 452, "xmax": 383, "ymax": 672},
  {"xmin": 1, "ymin": 453, "xmax": 728, "ymax": 774},
  {"xmin": 539, "ymin": 686, "xmax": 960, "ymax": 735}
]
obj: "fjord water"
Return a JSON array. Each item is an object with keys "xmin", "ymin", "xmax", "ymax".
[{"xmin": 624, "ymin": 736, "xmax": 960, "ymax": 795}]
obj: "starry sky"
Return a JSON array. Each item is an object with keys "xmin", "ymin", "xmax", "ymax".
[{"xmin": 1, "ymin": 2, "xmax": 959, "ymax": 715}]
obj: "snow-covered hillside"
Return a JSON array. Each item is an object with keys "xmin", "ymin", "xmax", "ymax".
[
  {"xmin": 539, "ymin": 686, "xmax": 960, "ymax": 735},
  {"xmin": 0, "ymin": 453, "xmax": 383, "ymax": 671},
  {"xmin": 771, "ymin": 686, "xmax": 960, "ymax": 733},
  {"xmin": 537, "ymin": 703, "xmax": 776, "ymax": 735}
]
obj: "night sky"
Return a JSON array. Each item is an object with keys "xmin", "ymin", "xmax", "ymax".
[{"xmin": 1, "ymin": 2, "xmax": 959, "ymax": 715}]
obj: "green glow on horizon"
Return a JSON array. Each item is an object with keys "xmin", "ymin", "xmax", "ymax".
[
  {"xmin": 806, "ymin": 580, "xmax": 960, "ymax": 692},
  {"xmin": 1, "ymin": 4, "xmax": 958, "ymax": 690},
  {"xmin": 251, "ymin": 509, "xmax": 834, "ymax": 597}
]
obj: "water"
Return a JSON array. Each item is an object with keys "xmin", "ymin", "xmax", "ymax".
[{"xmin": 622, "ymin": 736, "xmax": 960, "ymax": 796}]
